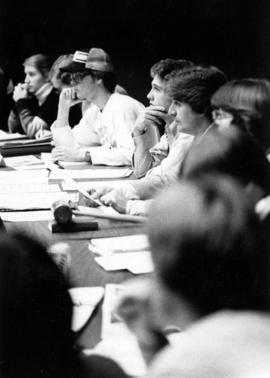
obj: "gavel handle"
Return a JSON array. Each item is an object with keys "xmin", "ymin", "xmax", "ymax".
[{"xmin": 73, "ymin": 208, "xmax": 147, "ymax": 224}]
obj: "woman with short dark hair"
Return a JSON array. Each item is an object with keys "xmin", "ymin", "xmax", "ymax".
[
  {"xmin": 181, "ymin": 125, "xmax": 270, "ymax": 200},
  {"xmin": 211, "ymin": 78, "xmax": 270, "ymax": 153}
]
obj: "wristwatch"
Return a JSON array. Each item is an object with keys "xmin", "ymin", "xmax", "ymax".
[{"xmin": 85, "ymin": 151, "xmax": 92, "ymax": 164}]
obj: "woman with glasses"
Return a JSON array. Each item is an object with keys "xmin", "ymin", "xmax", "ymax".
[
  {"xmin": 211, "ymin": 78, "xmax": 270, "ymax": 155},
  {"xmin": 8, "ymin": 54, "xmax": 59, "ymax": 139}
]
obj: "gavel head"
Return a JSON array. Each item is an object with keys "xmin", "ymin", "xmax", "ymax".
[{"xmin": 51, "ymin": 200, "xmax": 73, "ymax": 225}]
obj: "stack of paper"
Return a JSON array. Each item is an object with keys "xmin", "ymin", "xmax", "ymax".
[
  {"xmin": 89, "ymin": 235, "xmax": 153, "ymax": 274},
  {"xmin": 0, "ymin": 178, "xmax": 68, "ymax": 211},
  {"xmin": 89, "ymin": 234, "xmax": 150, "ymax": 256},
  {"xmin": 95, "ymin": 252, "xmax": 153, "ymax": 274}
]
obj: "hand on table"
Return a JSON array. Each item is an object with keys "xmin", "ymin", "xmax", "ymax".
[
  {"xmin": 35, "ymin": 128, "xmax": 52, "ymax": 139},
  {"xmin": 51, "ymin": 145, "xmax": 84, "ymax": 162},
  {"xmin": 99, "ymin": 185, "xmax": 139, "ymax": 213}
]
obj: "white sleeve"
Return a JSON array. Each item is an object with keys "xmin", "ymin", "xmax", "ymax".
[
  {"xmin": 132, "ymin": 125, "xmax": 160, "ymax": 178},
  {"xmin": 90, "ymin": 97, "xmax": 144, "ymax": 166},
  {"xmin": 51, "ymin": 104, "xmax": 101, "ymax": 148}
]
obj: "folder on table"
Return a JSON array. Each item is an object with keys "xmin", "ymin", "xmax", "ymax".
[{"xmin": 0, "ymin": 137, "xmax": 52, "ymax": 157}]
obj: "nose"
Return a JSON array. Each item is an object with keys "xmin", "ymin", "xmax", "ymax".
[
  {"xmin": 24, "ymin": 74, "xmax": 30, "ymax": 84},
  {"xmin": 147, "ymin": 89, "xmax": 153, "ymax": 102},
  {"xmin": 168, "ymin": 103, "xmax": 176, "ymax": 117}
]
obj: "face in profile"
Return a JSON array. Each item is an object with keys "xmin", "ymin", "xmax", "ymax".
[
  {"xmin": 147, "ymin": 75, "xmax": 172, "ymax": 110},
  {"xmin": 169, "ymin": 100, "xmax": 203, "ymax": 135},
  {"xmin": 73, "ymin": 73, "xmax": 97, "ymax": 101},
  {"xmin": 24, "ymin": 64, "xmax": 48, "ymax": 94}
]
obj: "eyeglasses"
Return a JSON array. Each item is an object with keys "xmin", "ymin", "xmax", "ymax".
[{"xmin": 69, "ymin": 71, "xmax": 90, "ymax": 84}]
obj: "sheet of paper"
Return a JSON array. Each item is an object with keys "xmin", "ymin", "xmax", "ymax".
[
  {"xmin": 0, "ymin": 170, "xmax": 49, "ymax": 183},
  {"xmin": 89, "ymin": 234, "xmax": 149, "ymax": 256},
  {"xmin": 68, "ymin": 287, "xmax": 104, "ymax": 332},
  {"xmin": 0, "ymin": 191, "xmax": 69, "ymax": 210},
  {"xmin": 95, "ymin": 284, "xmax": 146, "ymax": 376},
  {"xmin": 1, "ymin": 210, "xmax": 53, "ymax": 222},
  {"xmin": 95, "ymin": 251, "xmax": 153, "ymax": 274},
  {"xmin": 5, "ymin": 155, "xmax": 45, "ymax": 169},
  {"xmin": 0, "ymin": 183, "xmax": 60, "ymax": 194},
  {"xmin": 49, "ymin": 168, "xmax": 133, "ymax": 180},
  {"xmin": 58, "ymin": 161, "xmax": 90, "ymax": 168},
  {"xmin": 0, "ymin": 130, "xmax": 28, "ymax": 141}
]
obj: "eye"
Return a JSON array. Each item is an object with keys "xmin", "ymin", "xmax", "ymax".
[{"xmin": 152, "ymin": 85, "xmax": 161, "ymax": 92}]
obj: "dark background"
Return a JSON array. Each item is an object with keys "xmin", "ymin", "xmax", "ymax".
[{"xmin": 0, "ymin": 0, "xmax": 269, "ymax": 104}]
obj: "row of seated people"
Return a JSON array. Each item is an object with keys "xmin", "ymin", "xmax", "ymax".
[
  {"xmin": 2, "ymin": 46, "xmax": 270, "ymax": 377},
  {"xmin": 5, "ymin": 48, "xmax": 270, "ymax": 221},
  {"xmin": 1, "ymin": 171, "xmax": 270, "ymax": 378}
]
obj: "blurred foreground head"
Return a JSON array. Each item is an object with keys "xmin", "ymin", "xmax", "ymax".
[
  {"xmin": 148, "ymin": 175, "xmax": 269, "ymax": 318},
  {"xmin": 0, "ymin": 232, "xmax": 76, "ymax": 378},
  {"xmin": 181, "ymin": 125, "xmax": 270, "ymax": 198}
]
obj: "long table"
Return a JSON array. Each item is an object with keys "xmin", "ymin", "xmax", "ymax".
[{"xmin": 3, "ymin": 167, "xmax": 146, "ymax": 349}]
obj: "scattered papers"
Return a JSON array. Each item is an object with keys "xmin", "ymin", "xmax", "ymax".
[
  {"xmin": 0, "ymin": 191, "xmax": 69, "ymax": 211},
  {"xmin": 1, "ymin": 210, "xmax": 53, "ymax": 222},
  {"xmin": 90, "ymin": 235, "xmax": 152, "ymax": 274},
  {"xmin": 69, "ymin": 287, "xmax": 104, "ymax": 332},
  {"xmin": 49, "ymin": 168, "xmax": 133, "ymax": 180},
  {"xmin": 95, "ymin": 251, "xmax": 154, "ymax": 274},
  {"xmin": 89, "ymin": 234, "xmax": 150, "ymax": 256}
]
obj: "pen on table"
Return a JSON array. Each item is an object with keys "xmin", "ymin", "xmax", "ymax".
[
  {"xmin": 63, "ymin": 178, "xmax": 102, "ymax": 207},
  {"xmin": 78, "ymin": 187, "xmax": 102, "ymax": 207},
  {"xmin": 73, "ymin": 206, "xmax": 147, "ymax": 224}
]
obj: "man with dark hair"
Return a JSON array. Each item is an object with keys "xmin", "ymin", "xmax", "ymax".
[
  {"xmin": 51, "ymin": 48, "xmax": 143, "ymax": 166},
  {"xmin": 167, "ymin": 65, "xmax": 227, "ymax": 134},
  {"xmin": 93, "ymin": 65, "xmax": 226, "ymax": 215},
  {"xmin": 146, "ymin": 175, "xmax": 270, "ymax": 377},
  {"xmin": 132, "ymin": 58, "xmax": 194, "ymax": 178},
  {"xmin": 116, "ymin": 175, "xmax": 270, "ymax": 376}
]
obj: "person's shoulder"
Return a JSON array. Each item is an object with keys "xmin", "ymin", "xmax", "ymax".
[
  {"xmin": 84, "ymin": 102, "xmax": 100, "ymax": 115},
  {"xmin": 111, "ymin": 92, "xmax": 144, "ymax": 110}
]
